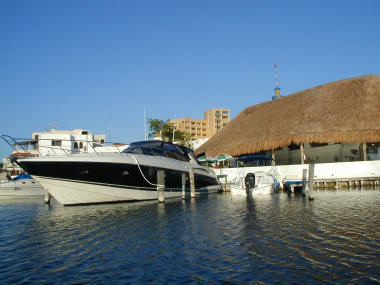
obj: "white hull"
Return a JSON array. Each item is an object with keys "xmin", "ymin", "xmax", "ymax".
[
  {"xmin": 0, "ymin": 179, "xmax": 45, "ymax": 196},
  {"xmin": 36, "ymin": 176, "xmax": 220, "ymax": 205},
  {"xmin": 230, "ymin": 184, "xmax": 273, "ymax": 196}
]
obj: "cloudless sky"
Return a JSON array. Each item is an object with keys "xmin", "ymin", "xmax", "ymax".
[{"xmin": 1, "ymin": 0, "xmax": 379, "ymax": 158}]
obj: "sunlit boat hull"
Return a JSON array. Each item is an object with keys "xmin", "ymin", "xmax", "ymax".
[
  {"xmin": 18, "ymin": 150, "xmax": 221, "ymax": 206},
  {"xmin": 33, "ymin": 175, "xmax": 220, "ymax": 205},
  {"xmin": 230, "ymin": 184, "xmax": 273, "ymax": 196}
]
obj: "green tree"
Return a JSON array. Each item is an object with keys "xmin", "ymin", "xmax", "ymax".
[
  {"xmin": 147, "ymin": 118, "xmax": 192, "ymax": 147},
  {"xmin": 147, "ymin": 118, "xmax": 168, "ymax": 139}
]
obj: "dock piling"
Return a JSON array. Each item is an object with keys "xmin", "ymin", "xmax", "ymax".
[
  {"xmin": 302, "ymin": 168, "xmax": 308, "ymax": 196},
  {"xmin": 189, "ymin": 167, "xmax": 195, "ymax": 198},
  {"xmin": 182, "ymin": 172, "xmax": 186, "ymax": 199},
  {"xmin": 157, "ymin": 170, "xmax": 165, "ymax": 203},
  {"xmin": 308, "ymin": 163, "xmax": 315, "ymax": 200},
  {"xmin": 44, "ymin": 192, "xmax": 51, "ymax": 204}
]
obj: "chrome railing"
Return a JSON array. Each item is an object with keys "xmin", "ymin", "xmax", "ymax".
[{"xmin": 0, "ymin": 134, "xmax": 126, "ymax": 158}]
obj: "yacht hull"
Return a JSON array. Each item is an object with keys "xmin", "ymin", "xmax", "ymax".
[
  {"xmin": 18, "ymin": 152, "xmax": 221, "ymax": 205},
  {"xmin": 34, "ymin": 176, "xmax": 220, "ymax": 205}
]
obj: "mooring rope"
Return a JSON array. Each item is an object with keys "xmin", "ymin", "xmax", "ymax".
[{"xmin": 130, "ymin": 154, "xmax": 164, "ymax": 188}]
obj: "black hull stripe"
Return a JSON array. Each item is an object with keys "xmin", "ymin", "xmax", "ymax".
[
  {"xmin": 36, "ymin": 176, "xmax": 214, "ymax": 193},
  {"xmin": 20, "ymin": 161, "xmax": 221, "ymax": 191}
]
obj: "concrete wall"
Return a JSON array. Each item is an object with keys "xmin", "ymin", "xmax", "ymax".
[
  {"xmin": 214, "ymin": 160, "xmax": 380, "ymax": 185},
  {"xmin": 272, "ymin": 143, "xmax": 364, "ymax": 165}
]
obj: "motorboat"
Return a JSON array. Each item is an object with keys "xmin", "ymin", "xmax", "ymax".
[
  {"xmin": 17, "ymin": 140, "xmax": 222, "ymax": 205},
  {"xmin": 214, "ymin": 155, "xmax": 280, "ymax": 196},
  {"xmin": 0, "ymin": 173, "xmax": 45, "ymax": 197},
  {"xmin": 230, "ymin": 170, "xmax": 280, "ymax": 196}
]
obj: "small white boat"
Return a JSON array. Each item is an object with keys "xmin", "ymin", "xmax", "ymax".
[
  {"xmin": 223, "ymin": 155, "xmax": 280, "ymax": 196},
  {"xmin": 230, "ymin": 171, "xmax": 280, "ymax": 196},
  {"xmin": 0, "ymin": 173, "xmax": 45, "ymax": 197}
]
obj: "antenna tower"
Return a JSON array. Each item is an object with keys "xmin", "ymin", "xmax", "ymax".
[{"xmin": 273, "ymin": 63, "xmax": 281, "ymax": 99}]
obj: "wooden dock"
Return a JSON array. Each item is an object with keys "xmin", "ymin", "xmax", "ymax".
[
  {"xmin": 314, "ymin": 178, "xmax": 380, "ymax": 189},
  {"xmin": 285, "ymin": 178, "xmax": 380, "ymax": 191}
]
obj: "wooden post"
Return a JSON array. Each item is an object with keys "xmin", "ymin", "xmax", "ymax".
[
  {"xmin": 157, "ymin": 170, "xmax": 165, "ymax": 203},
  {"xmin": 181, "ymin": 172, "xmax": 186, "ymax": 199},
  {"xmin": 300, "ymin": 144, "xmax": 305, "ymax": 165},
  {"xmin": 271, "ymin": 149, "xmax": 276, "ymax": 166},
  {"xmin": 302, "ymin": 168, "xmax": 308, "ymax": 196},
  {"xmin": 308, "ymin": 163, "xmax": 315, "ymax": 200},
  {"xmin": 362, "ymin": 143, "xmax": 367, "ymax": 161},
  {"xmin": 189, "ymin": 167, "xmax": 195, "ymax": 198},
  {"xmin": 44, "ymin": 192, "xmax": 51, "ymax": 204}
]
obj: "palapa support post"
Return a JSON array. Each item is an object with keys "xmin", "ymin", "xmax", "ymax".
[
  {"xmin": 189, "ymin": 167, "xmax": 195, "ymax": 198},
  {"xmin": 308, "ymin": 163, "xmax": 315, "ymax": 200},
  {"xmin": 157, "ymin": 169, "xmax": 165, "ymax": 203},
  {"xmin": 181, "ymin": 172, "xmax": 186, "ymax": 199},
  {"xmin": 362, "ymin": 143, "xmax": 367, "ymax": 161},
  {"xmin": 271, "ymin": 149, "xmax": 276, "ymax": 166},
  {"xmin": 302, "ymin": 168, "xmax": 308, "ymax": 196},
  {"xmin": 300, "ymin": 144, "xmax": 305, "ymax": 165}
]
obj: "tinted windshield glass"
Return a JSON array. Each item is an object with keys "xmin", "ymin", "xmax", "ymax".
[{"xmin": 123, "ymin": 141, "xmax": 190, "ymax": 162}]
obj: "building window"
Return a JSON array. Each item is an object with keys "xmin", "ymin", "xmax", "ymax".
[
  {"xmin": 74, "ymin": 142, "xmax": 79, "ymax": 149},
  {"xmin": 80, "ymin": 142, "xmax": 84, "ymax": 149},
  {"xmin": 52, "ymin": 140, "xmax": 62, "ymax": 146}
]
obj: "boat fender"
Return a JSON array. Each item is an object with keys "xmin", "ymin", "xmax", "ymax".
[
  {"xmin": 273, "ymin": 180, "xmax": 280, "ymax": 193},
  {"xmin": 244, "ymin": 173, "xmax": 255, "ymax": 190}
]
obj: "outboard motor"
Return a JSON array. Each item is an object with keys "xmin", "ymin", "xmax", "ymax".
[{"xmin": 244, "ymin": 173, "xmax": 256, "ymax": 190}]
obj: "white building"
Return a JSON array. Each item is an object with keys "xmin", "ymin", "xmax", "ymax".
[
  {"xmin": 32, "ymin": 129, "xmax": 106, "ymax": 156},
  {"xmin": 11, "ymin": 129, "xmax": 109, "ymax": 157}
]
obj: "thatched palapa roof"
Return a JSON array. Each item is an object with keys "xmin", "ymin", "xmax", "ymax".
[{"xmin": 195, "ymin": 74, "xmax": 380, "ymax": 157}]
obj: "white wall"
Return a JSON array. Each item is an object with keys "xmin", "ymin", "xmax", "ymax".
[
  {"xmin": 214, "ymin": 160, "xmax": 380, "ymax": 185},
  {"xmin": 36, "ymin": 133, "xmax": 95, "ymax": 156},
  {"xmin": 273, "ymin": 143, "xmax": 363, "ymax": 165}
]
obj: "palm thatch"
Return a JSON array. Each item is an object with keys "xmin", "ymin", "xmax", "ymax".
[{"xmin": 196, "ymin": 74, "xmax": 380, "ymax": 157}]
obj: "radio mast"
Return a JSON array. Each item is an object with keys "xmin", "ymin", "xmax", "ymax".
[{"xmin": 273, "ymin": 63, "xmax": 281, "ymax": 100}]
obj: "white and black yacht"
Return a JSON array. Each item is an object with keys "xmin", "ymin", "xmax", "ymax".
[{"xmin": 17, "ymin": 140, "xmax": 221, "ymax": 205}]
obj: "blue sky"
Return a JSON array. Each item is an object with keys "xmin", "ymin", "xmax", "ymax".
[{"xmin": 1, "ymin": 0, "xmax": 379, "ymax": 158}]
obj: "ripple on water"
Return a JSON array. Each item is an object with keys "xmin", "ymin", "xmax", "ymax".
[{"xmin": 0, "ymin": 190, "xmax": 379, "ymax": 283}]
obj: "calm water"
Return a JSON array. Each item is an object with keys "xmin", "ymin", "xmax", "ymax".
[{"xmin": 0, "ymin": 189, "xmax": 379, "ymax": 284}]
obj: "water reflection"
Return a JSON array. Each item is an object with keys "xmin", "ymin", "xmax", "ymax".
[{"xmin": 0, "ymin": 190, "xmax": 379, "ymax": 283}]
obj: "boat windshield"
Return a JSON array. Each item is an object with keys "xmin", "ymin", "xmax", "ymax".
[
  {"xmin": 236, "ymin": 155, "xmax": 273, "ymax": 167},
  {"xmin": 122, "ymin": 141, "xmax": 191, "ymax": 162}
]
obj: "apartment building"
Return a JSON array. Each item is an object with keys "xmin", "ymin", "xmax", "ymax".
[
  {"xmin": 170, "ymin": 108, "xmax": 230, "ymax": 139},
  {"xmin": 204, "ymin": 108, "xmax": 230, "ymax": 137}
]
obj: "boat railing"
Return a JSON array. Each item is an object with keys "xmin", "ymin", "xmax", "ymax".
[{"xmin": 0, "ymin": 134, "xmax": 127, "ymax": 158}]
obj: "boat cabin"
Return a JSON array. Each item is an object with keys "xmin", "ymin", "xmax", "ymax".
[{"xmin": 123, "ymin": 141, "xmax": 195, "ymax": 162}]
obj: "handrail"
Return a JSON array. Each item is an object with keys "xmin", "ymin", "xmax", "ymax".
[
  {"xmin": 0, "ymin": 135, "xmax": 19, "ymax": 153},
  {"xmin": 0, "ymin": 135, "xmax": 43, "ymax": 157},
  {"xmin": 0, "ymin": 134, "xmax": 127, "ymax": 158}
]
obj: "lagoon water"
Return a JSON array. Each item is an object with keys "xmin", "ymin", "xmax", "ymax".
[{"xmin": 0, "ymin": 189, "xmax": 379, "ymax": 284}]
